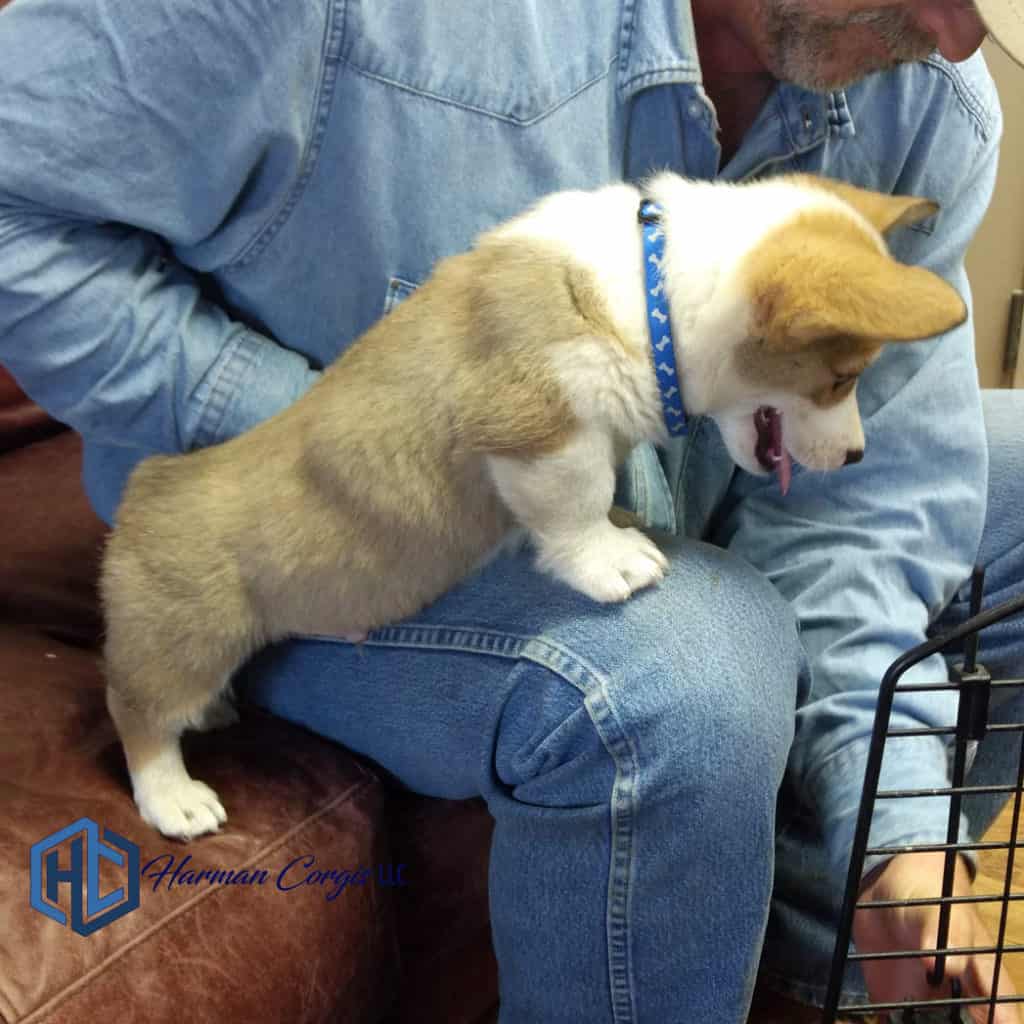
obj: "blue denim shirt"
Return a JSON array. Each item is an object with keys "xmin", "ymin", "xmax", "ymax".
[{"xmin": 0, "ymin": 0, "xmax": 1002, "ymax": 884}]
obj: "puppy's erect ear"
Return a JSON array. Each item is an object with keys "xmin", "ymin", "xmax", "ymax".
[
  {"xmin": 785, "ymin": 174, "xmax": 939, "ymax": 234},
  {"xmin": 745, "ymin": 211, "xmax": 967, "ymax": 351}
]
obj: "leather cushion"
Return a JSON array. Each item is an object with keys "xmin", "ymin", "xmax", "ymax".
[
  {"xmin": 0, "ymin": 367, "xmax": 65, "ymax": 455},
  {"xmin": 0, "ymin": 429, "xmax": 105, "ymax": 646},
  {"xmin": 0, "ymin": 375, "xmax": 400, "ymax": 1022},
  {"xmin": 0, "ymin": 368, "xmax": 498, "ymax": 1022},
  {"xmin": 0, "ymin": 624, "xmax": 400, "ymax": 1024}
]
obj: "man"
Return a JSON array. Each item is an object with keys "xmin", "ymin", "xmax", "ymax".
[{"xmin": 0, "ymin": 1, "xmax": 1021, "ymax": 1020}]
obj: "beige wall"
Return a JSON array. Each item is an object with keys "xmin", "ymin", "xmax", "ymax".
[{"xmin": 965, "ymin": 41, "xmax": 1024, "ymax": 389}]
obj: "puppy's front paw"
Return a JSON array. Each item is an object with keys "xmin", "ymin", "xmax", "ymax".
[
  {"xmin": 543, "ymin": 524, "xmax": 669, "ymax": 603},
  {"xmin": 136, "ymin": 777, "xmax": 227, "ymax": 841}
]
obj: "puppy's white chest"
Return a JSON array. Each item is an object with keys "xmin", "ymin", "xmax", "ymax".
[{"xmin": 544, "ymin": 338, "xmax": 666, "ymax": 446}]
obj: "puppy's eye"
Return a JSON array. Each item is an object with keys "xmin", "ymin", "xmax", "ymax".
[{"xmin": 832, "ymin": 375, "xmax": 856, "ymax": 393}]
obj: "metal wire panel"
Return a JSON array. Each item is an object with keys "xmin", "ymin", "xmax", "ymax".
[{"xmin": 823, "ymin": 573, "xmax": 1024, "ymax": 1024}]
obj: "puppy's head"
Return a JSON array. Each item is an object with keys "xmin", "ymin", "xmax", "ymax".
[{"xmin": 708, "ymin": 177, "xmax": 967, "ymax": 492}]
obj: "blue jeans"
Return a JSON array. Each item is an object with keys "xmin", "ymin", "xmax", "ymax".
[{"xmin": 240, "ymin": 392, "xmax": 1023, "ymax": 1023}]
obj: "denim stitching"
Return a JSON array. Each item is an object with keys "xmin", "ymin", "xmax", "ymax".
[
  {"xmin": 305, "ymin": 623, "xmax": 640, "ymax": 1022},
  {"xmin": 671, "ymin": 415, "xmax": 705, "ymax": 534},
  {"xmin": 335, "ymin": 56, "xmax": 617, "ymax": 128},
  {"xmin": 618, "ymin": 65, "xmax": 700, "ymax": 101},
  {"xmin": 922, "ymin": 56, "xmax": 998, "ymax": 143},
  {"xmin": 227, "ymin": 0, "xmax": 348, "ymax": 268},
  {"xmin": 193, "ymin": 331, "xmax": 254, "ymax": 449},
  {"xmin": 615, "ymin": 0, "xmax": 637, "ymax": 97},
  {"xmin": 511, "ymin": 637, "xmax": 640, "ymax": 1020},
  {"xmin": 581, "ymin": 667, "xmax": 640, "ymax": 1024},
  {"xmin": 383, "ymin": 276, "xmax": 418, "ymax": 317}
]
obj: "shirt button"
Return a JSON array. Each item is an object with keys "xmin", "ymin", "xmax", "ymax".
[{"xmin": 688, "ymin": 101, "xmax": 704, "ymax": 119}]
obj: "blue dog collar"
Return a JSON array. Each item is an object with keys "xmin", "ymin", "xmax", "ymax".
[{"xmin": 639, "ymin": 199, "xmax": 687, "ymax": 438}]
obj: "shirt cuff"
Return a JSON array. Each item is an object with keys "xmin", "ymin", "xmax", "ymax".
[{"xmin": 190, "ymin": 329, "xmax": 321, "ymax": 447}]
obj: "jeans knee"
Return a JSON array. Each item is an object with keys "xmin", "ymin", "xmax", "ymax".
[
  {"xmin": 489, "ymin": 544, "xmax": 806, "ymax": 814},
  {"xmin": 642, "ymin": 541, "xmax": 803, "ymax": 697},
  {"xmin": 613, "ymin": 544, "xmax": 805, "ymax": 799}
]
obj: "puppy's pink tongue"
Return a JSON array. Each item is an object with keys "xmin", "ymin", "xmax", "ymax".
[
  {"xmin": 776, "ymin": 442, "xmax": 792, "ymax": 496},
  {"xmin": 754, "ymin": 407, "xmax": 792, "ymax": 496}
]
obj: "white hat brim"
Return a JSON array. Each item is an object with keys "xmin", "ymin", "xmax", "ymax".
[{"xmin": 976, "ymin": 0, "xmax": 1024, "ymax": 66}]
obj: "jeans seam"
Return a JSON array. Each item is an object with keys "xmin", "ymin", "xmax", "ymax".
[
  {"xmin": 757, "ymin": 964, "xmax": 867, "ymax": 1011},
  {"xmin": 303, "ymin": 623, "xmax": 640, "ymax": 1023},
  {"xmin": 584, "ymin": 669, "xmax": 640, "ymax": 1024},
  {"xmin": 520, "ymin": 638, "xmax": 640, "ymax": 1024}
]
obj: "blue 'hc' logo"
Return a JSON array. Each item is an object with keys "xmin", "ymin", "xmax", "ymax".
[{"xmin": 30, "ymin": 818, "xmax": 140, "ymax": 936}]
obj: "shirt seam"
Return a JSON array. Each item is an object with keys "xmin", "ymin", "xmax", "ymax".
[
  {"xmin": 225, "ymin": 0, "xmax": 348, "ymax": 269},
  {"xmin": 192, "ymin": 331, "xmax": 257, "ymax": 449},
  {"xmin": 618, "ymin": 64, "xmax": 701, "ymax": 101},
  {"xmin": 921, "ymin": 55, "xmax": 998, "ymax": 144},
  {"xmin": 335, "ymin": 54, "xmax": 618, "ymax": 128}
]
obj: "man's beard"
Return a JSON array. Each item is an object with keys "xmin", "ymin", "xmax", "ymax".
[{"xmin": 762, "ymin": 1, "xmax": 937, "ymax": 92}]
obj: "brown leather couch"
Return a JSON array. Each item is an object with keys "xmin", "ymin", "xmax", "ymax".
[{"xmin": 0, "ymin": 366, "xmax": 499, "ymax": 1023}]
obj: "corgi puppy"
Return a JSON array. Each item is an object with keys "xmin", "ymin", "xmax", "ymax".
[{"xmin": 101, "ymin": 173, "xmax": 966, "ymax": 839}]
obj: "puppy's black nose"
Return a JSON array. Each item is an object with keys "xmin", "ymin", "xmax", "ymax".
[{"xmin": 844, "ymin": 449, "xmax": 864, "ymax": 466}]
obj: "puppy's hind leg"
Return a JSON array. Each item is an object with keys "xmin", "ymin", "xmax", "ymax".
[
  {"xmin": 103, "ymin": 599, "xmax": 258, "ymax": 840},
  {"xmin": 106, "ymin": 685, "xmax": 227, "ymax": 841},
  {"xmin": 194, "ymin": 683, "xmax": 240, "ymax": 732},
  {"xmin": 487, "ymin": 426, "xmax": 669, "ymax": 603},
  {"xmin": 102, "ymin": 534, "xmax": 265, "ymax": 838}
]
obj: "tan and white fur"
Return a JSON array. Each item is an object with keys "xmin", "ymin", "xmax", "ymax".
[{"xmin": 101, "ymin": 173, "xmax": 967, "ymax": 839}]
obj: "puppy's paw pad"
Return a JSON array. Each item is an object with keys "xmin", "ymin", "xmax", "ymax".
[{"xmin": 137, "ymin": 779, "xmax": 227, "ymax": 841}]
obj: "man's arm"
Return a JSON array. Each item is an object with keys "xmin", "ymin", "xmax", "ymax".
[
  {"xmin": 713, "ymin": 56, "xmax": 1007, "ymax": 1008},
  {"xmin": 0, "ymin": 0, "xmax": 324, "ymax": 494}
]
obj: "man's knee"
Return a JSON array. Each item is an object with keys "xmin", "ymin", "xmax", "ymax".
[
  {"xmin": 625, "ymin": 541, "xmax": 807, "ymax": 725},
  {"xmin": 491, "ymin": 542, "xmax": 806, "ymax": 806}
]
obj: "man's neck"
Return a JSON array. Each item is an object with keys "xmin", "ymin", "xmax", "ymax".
[
  {"xmin": 690, "ymin": 0, "xmax": 768, "ymax": 77},
  {"xmin": 690, "ymin": 0, "xmax": 777, "ymax": 167}
]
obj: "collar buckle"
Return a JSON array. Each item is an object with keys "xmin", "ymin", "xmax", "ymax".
[{"xmin": 638, "ymin": 199, "xmax": 663, "ymax": 226}]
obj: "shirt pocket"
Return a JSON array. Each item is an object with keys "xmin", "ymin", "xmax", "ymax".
[{"xmin": 340, "ymin": 1, "xmax": 617, "ymax": 125}]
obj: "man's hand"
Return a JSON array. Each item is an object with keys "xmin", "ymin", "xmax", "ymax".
[{"xmin": 854, "ymin": 852, "xmax": 1021, "ymax": 1023}]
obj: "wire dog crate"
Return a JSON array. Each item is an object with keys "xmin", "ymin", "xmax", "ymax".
[{"xmin": 823, "ymin": 571, "xmax": 1024, "ymax": 1023}]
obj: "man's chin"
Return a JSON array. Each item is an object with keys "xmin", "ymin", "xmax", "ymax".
[
  {"xmin": 771, "ymin": 32, "xmax": 937, "ymax": 92},
  {"xmin": 777, "ymin": 55, "xmax": 905, "ymax": 92}
]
